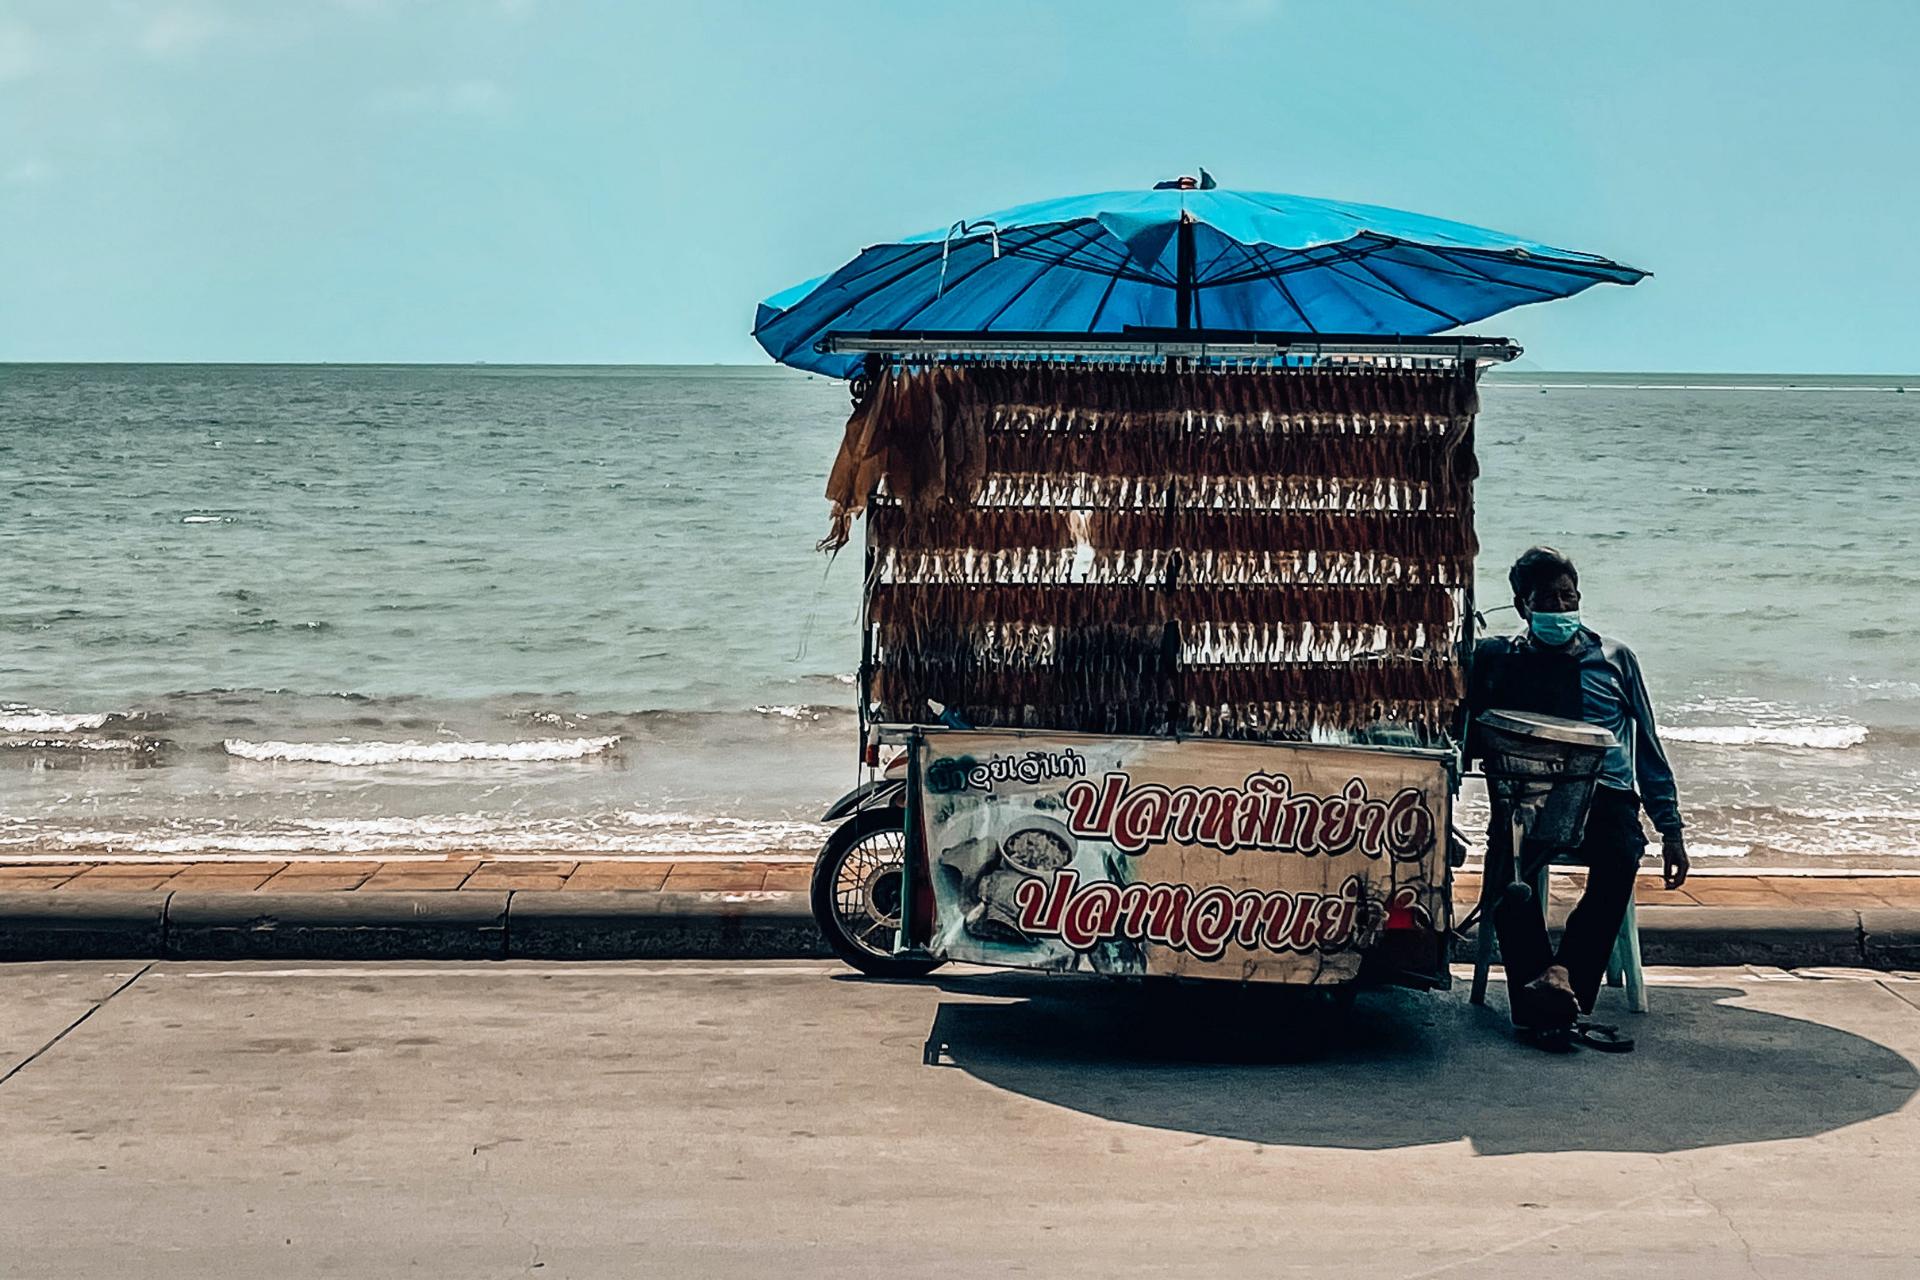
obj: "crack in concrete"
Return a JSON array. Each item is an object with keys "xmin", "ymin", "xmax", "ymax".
[
  {"xmin": 1688, "ymin": 1173, "xmax": 1762, "ymax": 1277},
  {"xmin": 1389, "ymin": 1178, "xmax": 1687, "ymax": 1280},
  {"xmin": 0, "ymin": 963, "xmax": 153, "ymax": 1090},
  {"xmin": 470, "ymin": 1142, "xmax": 544, "ymax": 1274}
]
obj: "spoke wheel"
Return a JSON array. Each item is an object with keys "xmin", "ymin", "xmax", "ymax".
[{"xmin": 810, "ymin": 808, "xmax": 944, "ymax": 979}]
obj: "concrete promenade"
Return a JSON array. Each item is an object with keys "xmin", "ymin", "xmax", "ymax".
[
  {"xmin": 4, "ymin": 960, "xmax": 1920, "ymax": 1278},
  {"xmin": 3, "ymin": 856, "xmax": 1920, "ymax": 966},
  {"xmin": 7, "ymin": 853, "xmax": 1920, "ymax": 907}
]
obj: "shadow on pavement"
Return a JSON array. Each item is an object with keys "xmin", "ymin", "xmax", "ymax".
[{"xmin": 919, "ymin": 973, "xmax": 1919, "ymax": 1154}]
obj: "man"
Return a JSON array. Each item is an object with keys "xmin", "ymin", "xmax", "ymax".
[{"xmin": 1466, "ymin": 546, "xmax": 1689, "ymax": 1037}]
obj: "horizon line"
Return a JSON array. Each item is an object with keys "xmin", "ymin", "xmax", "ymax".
[{"xmin": 3, "ymin": 360, "xmax": 1916, "ymax": 380}]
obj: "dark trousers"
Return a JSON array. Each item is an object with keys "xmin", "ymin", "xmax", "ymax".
[{"xmin": 1491, "ymin": 786, "xmax": 1646, "ymax": 1017}]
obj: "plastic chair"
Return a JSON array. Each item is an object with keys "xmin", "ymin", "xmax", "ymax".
[{"xmin": 1468, "ymin": 850, "xmax": 1648, "ymax": 1014}]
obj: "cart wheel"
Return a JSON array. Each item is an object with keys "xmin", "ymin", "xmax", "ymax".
[{"xmin": 810, "ymin": 807, "xmax": 945, "ymax": 980}]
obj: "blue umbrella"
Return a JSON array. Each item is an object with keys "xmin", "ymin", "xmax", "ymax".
[{"xmin": 754, "ymin": 183, "xmax": 1645, "ymax": 377}]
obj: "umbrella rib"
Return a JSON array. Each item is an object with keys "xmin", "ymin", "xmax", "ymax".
[
  {"xmin": 767, "ymin": 247, "xmax": 951, "ymax": 360},
  {"xmin": 1362, "ymin": 243, "xmax": 1572, "ymax": 301},
  {"xmin": 785, "ymin": 220, "xmax": 1092, "ymax": 342},
  {"xmin": 970, "ymin": 222, "xmax": 1111, "ymax": 332},
  {"xmin": 782, "ymin": 225, "xmax": 1068, "ymax": 355},
  {"xmin": 1329, "ymin": 257, "xmax": 1465, "ymax": 327},
  {"xmin": 1202, "ymin": 236, "xmax": 1392, "ymax": 288},
  {"xmin": 760, "ymin": 249, "xmax": 924, "ymax": 357},
  {"xmin": 1427, "ymin": 241, "xmax": 1644, "ymax": 284},
  {"xmin": 1085, "ymin": 264, "xmax": 1125, "ymax": 332},
  {"xmin": 1411, "ymin": 247, "xmax": 1631, "ymax": 297},
  {"xmin": 1202, "ymin": 234, "xmax": 1633, "ymax": 294},
  {"xmin": 892, "ymin": 221, "xmax": 1100, "ymax": 330},
  {"xmin": 1193, "ymin": 235, "xmax": 1241, "ymax": 283},
  {"xmin": 1004, "ymin": 234, "xmax": 1165, "ymax": 285},
  {"xmin": 1257, "ymin": 259, "xmax": 1316, "ymax": 334},
  {"xmin": 1214, "ymin": 187, "xmax": 1641, "ymax": 280}
]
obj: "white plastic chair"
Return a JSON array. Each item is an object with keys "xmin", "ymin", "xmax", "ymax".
[{"xmin": 1468, "ymin": 853, "xmax": 1648, "ymax": 1014}]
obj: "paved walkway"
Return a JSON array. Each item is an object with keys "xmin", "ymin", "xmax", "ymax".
[
  {"xmin": 5, "ymin": 960, "xmax": 1919, "ymax": 1277},
  {"xmin": 4, "ymin": 855, "xmax": 1920, "ymax": 909},
  {"xmin": 0, "ymin": 857, "xmax": 814, "ymax": 894}
]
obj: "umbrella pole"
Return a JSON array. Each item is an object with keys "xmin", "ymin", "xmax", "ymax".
[{"xmin": 1175, "ymin": 213, "xmax": 1196, "ymax": 332}]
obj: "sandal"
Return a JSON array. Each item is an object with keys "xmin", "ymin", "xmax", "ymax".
[{"xmin": 1572, "ymin": 1022, "xmax": 1635, "ymax": 1053}]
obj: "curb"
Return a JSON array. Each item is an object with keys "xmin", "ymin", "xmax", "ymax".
[
  {"xmin": 508, "ymin": 891, "xmax": 829, "ymax": 960},
  {"xmin": 0, "ymin": 891, "xmax": 1912, "ymax": 970},
  {"xmin": 1632, "ymin": 906, "xmax": 1865, "ymax": 968},
  {"xmin": 1860, "ymin": 908, "xmax": 1920, "ymax": 969},
  {"xmin": 0, "ymin": 892, "xmax": 169, "ymax": 961},
  {"xmin": 167, "ymin": 892, "xmax": 511, "ymax": 960},
  {"xmin": 0, "ymin": 891, "xmax": 825, "ymax": 962}
]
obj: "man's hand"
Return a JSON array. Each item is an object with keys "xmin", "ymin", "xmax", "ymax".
[{"xmin": 1661, "ymin": 831, "xmax": 1689, "ymax": 889}]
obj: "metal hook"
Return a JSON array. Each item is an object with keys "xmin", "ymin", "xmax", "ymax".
[{"xmin": 937, "ymin": 219, "xmax": 1001, "ymax": 298}]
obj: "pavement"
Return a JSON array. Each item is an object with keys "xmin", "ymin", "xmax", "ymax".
[
  {"xmin": 0, "ymin": 856, "xmax": 813, "ymax": 895},
  {"xmin": 6, "ymin": 855, "xmax": 1920, "ymax": 909},
  {"xmin": 3, "ymin": 959, "xmax": 1919, "ymax": 1278},
  {"xmin": 3, "ymin": 855, "xmax": 1919, "ymax": 967}
]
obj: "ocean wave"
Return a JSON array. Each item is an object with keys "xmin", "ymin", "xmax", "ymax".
[
  {"xmin": 222, "ymin": 735, "xmax": 621, "ymax": 764},
  {"xmin": 0, "ymin": 810, "xmax": 829, "ymax": 856},
  {"xmin": 1664, "ymin": 724, "xmax": 1869, "ymax": 749},
  {"xmin": 0, "ymin": 709, "xmax": 114, "ymax": 732},
  {"xmin": 751, "ymin": 704, "xmax": 838, "ymax": 721},
  {"xmin": 1785, "ymin": 806, "xmax": 1920, "ymax": 823},
  {"xmin": 0, "ymin": 736, "xmax": 158, "ymax": 753}
]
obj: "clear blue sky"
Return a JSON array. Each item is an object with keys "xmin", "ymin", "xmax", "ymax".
[{"xmin": 2, "ymin": 0, "xmax": 1915, "ymax": 371}]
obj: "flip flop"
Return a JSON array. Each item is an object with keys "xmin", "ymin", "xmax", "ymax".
[{"xmin": 1572, "ymin": 1022, "xmax": 1636, "ymax": 1053}]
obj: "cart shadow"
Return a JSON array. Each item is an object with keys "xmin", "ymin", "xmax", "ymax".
[{"xmin": 917, "ymin": 973, "xmax": 1920, "ymax": 1155}]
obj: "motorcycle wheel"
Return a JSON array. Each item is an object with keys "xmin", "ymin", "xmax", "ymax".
[{"xmin": 810, "ymin": 806, "xmax": 945, "ymax": 979}]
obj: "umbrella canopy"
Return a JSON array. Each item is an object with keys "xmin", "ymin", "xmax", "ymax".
[{"xmin": 754, "ymin": 186, "xmax": 1645, "ymax": 377}]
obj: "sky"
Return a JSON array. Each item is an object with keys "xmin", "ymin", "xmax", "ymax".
[{"xmin": 1, "ymin": 0, "xmax": 1916, "ymax": 371}]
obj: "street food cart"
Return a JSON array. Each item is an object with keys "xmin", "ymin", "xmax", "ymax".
[
  {"xmin": 809, "ymin": 329, "xmax": 1515, "ymax": 991},
  {"xmin": 752, "ymin": 180, "xmax": 1644, "ymax": 994}
]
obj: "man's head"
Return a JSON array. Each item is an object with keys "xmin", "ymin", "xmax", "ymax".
[{"xmin": 1509, "ymin": 546, "xmax": 1582, "ymax": 645}]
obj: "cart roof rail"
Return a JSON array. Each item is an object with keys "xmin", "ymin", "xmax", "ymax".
[{"xmin": 820, "ymin": 328, "xmax": 1520, "ymax": 367}]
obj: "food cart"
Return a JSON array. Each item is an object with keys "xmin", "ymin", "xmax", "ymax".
[
  {"xmin": 753, "ymin": 181, "xmax": 1644, "ymax": 994},
  {"xmin": 808, "ymin": 328, "xmax": 1516, "ymax": 992}
]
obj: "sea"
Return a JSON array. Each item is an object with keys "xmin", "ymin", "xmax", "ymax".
[{"xmin": 2, "ymin": 363, "xmax": 1916, "ymax": 867}]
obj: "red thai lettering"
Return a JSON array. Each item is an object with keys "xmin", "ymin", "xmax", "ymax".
[
  {"xmin": 1060, "ymin": 881, "xmax": 1121, "ymax": 950},
  {"xmin": 1011, "ymin": 873, "xmax": 1379, "ymax": 960},
  {"xmin": 1184, "ymin": 886, "xmax": 1237, "ymax": 960},
  {"xmin": 1065, "ymin": 769, "xmax": 1434, "ymax": 863}
]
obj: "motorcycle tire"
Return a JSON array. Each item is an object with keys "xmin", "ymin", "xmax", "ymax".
[{"xmin": 809, "ymin": 806, "xmax": 945, "ymax": 980}]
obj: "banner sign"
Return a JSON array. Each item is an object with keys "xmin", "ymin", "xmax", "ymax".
[{"xmin": 917, "ymin": 730, "xmax": 1450, "ymax": 984}]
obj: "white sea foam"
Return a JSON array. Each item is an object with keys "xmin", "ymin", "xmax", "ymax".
[
  {"xmin": 752, "ymin": 704, "xmax": 823, "ymax": 721},
  {"xmin": 0, "ymin": 737, "xmax": 154, "ymax": 752},
  {"xmin": 1685, "ymin": 843, "xmax": 1755, "ymax": 859},
  {"xmin": 0, "ymin": 709, "xmax": 113, "ymax": 732},
  {"xmin": 223, "ymin": 735, "xmax": 621, "ymax": 764},
  {"xmin": 1664, "ymin": 724, "xmax": 1869, "ymax": 749},
  {"xmin": 0, "ymin": 810, "xmax": 829, "ymax": 856},
  {"xmin": 1785, "ymin": 806, "xmax": 1920, "ymax": 823},
  {"xmin": 181, "ymin": 515, "xmax": 231, "ymax": 524}
]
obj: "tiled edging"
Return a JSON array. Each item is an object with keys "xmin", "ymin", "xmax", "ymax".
[
  {"xmin": 7, "ymin": 859, "xmax": 1920, "ymax": 910},
  {"xmin": 0, "ymin": 859, "xmax": 814, "ymax": 895}
]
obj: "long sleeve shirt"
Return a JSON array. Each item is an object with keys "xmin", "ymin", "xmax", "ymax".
[{"xmin": 1464, "ymin": 628, "xmax": 1685, "ymax": 836}]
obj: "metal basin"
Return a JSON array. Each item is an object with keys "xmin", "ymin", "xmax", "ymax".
[{"xmin": 1476, "ymin": 709, "xmax": 1615, "ymax": 848}]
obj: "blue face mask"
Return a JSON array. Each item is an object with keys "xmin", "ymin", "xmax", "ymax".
[{"xmin": 1529, "ymin": 610, "xmax": 1583, "ymax": 646}]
